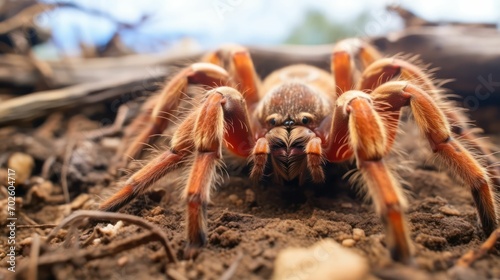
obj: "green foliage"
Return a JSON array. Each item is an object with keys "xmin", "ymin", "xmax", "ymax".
[{"xmin": 284, "ymin": 10, "xmax": 371, "ymax": 45}]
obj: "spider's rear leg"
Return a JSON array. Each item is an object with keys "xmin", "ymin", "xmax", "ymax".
[
  {"xmin": 372, "ymin": 81, "xmax": 498, "ymax": 235},
  {"xmin": 183, "ymin": 87, "xmax": 255, "ymax": 257},
  {"xmin": 122, "ymin": 63, "xmax": 229, "ymax": 163},
  {"xmin": 325, "ymin": 91, "xmax": 412, "ymax": 264},
  {"xmin": 203, "ymin": 44, "xmax": 261, "ymax": 106},
  {"xmin": 331, "ymin": 38, "xmax": 383, "ymax": 96},
  {"xmin": 99, "ymin": 113, "xmax": 197, "ymax": 212}
]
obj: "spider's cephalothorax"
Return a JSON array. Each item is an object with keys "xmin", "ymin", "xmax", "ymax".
[
  {"xmin": 253, "ymin": 68, "xmax": 333, "ymax": 183},
  {"xmin": 100, "ymin": 40, "xmax": 499, "ymax": 264}
]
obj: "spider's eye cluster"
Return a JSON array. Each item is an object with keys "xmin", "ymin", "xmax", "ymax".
[
  {"xmin": 301, "ymin": 116, "xmax": 310, "ymax": 125},
  {"xmin": 269, "ymin": 118, "xmax": 277, "ymax": 126}
]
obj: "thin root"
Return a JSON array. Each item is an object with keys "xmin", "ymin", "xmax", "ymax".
[{"xmin": 46, "ymin": 210, "xmax": 178, "ymax": 264}]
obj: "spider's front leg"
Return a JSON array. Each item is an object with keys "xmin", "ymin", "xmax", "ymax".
[
  {"xmin": 372, "ymin": 81, "xmax": 498, "ymax": 235},
  {"xmin": 101, "ymin": 87, "xmax": 255, "ymax": 258},
  {"xmin": 323, "ymin": 91, "xmax": 412, "ymax": 264},
  {"xmin": 184, "ymin": 87, "xmax": 254, "ymax": 257}
]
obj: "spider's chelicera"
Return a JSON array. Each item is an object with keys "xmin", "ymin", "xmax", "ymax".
[{"xmin": 100, "ymin": 39, "xmax": 499, "ymax": 264}]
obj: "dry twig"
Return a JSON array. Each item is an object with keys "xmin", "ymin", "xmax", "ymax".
[
  {"xmin": 454, "ymin": 228, "xmax": 500, "ymax": 267},
  {"xmin": 60, "ymin": 139, "xmax": 76, "ymax": 204},
  {"xmin": 46, "ymin": 210, "xmax": 177, "ymax": 264},
  {"xmin": 219, "ymin": 251, "xmax": 244, "ymax": 280},
  {"xmin": 27, "ymin": 234, "xmax": 41, "ymax": 280},
  {"xmin": 18, "ymin": 231, "xmax": 165, "ymax": 276},
  {"xmin": 18, "ymin": 224, "xmax": 57, "ymax": 229}
]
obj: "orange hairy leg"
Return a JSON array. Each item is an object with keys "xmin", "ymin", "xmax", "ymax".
[
  {"xmin": 122, "ymin": 63, "xmax": 229, "ymax": 161},
  {"xmin": 327, "ymin": 91, "xmax": 412, "ymax": 263},
  {"xmin": 100, "ymin": 113, "xmax": 196, "ymax": 212},
  {"xmin": 305, "ymin": 137, "xmax": 324, "ymax": 183},
  {"xmin": 183, "ymin": 87, "xmax": 255, "ymax": 256},
  {"xmin": 249, "ymin": 138, "xmax": 270, "ymax": 181},
  {"xmin": 203, "ymin": 45, "xmax": 261, "ymax": 106},
  {"xmin": 372, "ymin": 81, "xmax": 498, "ymax": 235},
  {"xmin": 332, "ymin": 50, "xmax": 353, "ymax": 96},
  {"xmin": 359, "ymin": 58, "xmax": 500, "ymax": 191},
  {"xmin": 331, "ymin": 38, "xmax": 383, "ymax": 96},
  {"xmin": 104, "ymin": 86, "xmax": 255, "ymax": 255}
]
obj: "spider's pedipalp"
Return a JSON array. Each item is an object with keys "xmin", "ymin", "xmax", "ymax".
[
  {"xmin": 305, "ymin": 136, "xmax": 325, "ymax": 183},
  {"xmin": 249, "ymin": 137, "xmax": 270, "ymax": 181}
]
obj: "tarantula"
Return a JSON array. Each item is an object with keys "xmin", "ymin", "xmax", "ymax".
[{"xmin": 100, "ymin": 38, "xmax": 499, "ymax": 264}]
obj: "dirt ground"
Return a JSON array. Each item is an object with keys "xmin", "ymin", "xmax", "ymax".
[{"xmin": 0, "ymin": 94, "xmax": 499, "ymax": 280}]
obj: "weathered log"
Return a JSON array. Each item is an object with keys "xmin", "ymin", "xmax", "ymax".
[
  {"xmin": 1, "ymin": 26, "xmax": 500, "ymax": 127},
  {"xmin": 0, "ymin": 71, "xmax": 165, "ymax": 125},
  {"xmin": 371, "ymin": 26, "xmax": 500, "ymax": 96}
]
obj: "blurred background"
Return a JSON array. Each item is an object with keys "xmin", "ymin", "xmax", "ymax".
[
  {"xmin": 30, "ymin": 0, "xmax": 500, "ymax": 57},
  {"xmin": 12, "ymin": 0, "xmax": 500, "ymax": 58},
  {"xmin": 1, "ymin": 0, "xmax": 500, "ymax": 132}
]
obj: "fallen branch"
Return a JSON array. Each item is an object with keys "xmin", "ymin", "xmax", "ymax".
[
  {"xmin": 0, "ymin": 71, "xmax": 164, "ymax": 125},
  {"xmin": 2, "ymin": 27, "xmax": 500, "ymax": 127}
]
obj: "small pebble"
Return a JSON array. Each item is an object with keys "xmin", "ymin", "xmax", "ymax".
[
  {"xmin": 150, "ymin": 206, "xmax": 164, "ymax": 216},
  {"xmin": 352, "ymin": 228, "xmax": 365, "ymax": 241},
  {"xmin": 336, "ymin": 233, "xmax": 352, "ymax": 242},
  {"xmin": 98, "ymin": 221, "xmax": 124, "ymax": 237},
  {"xmin": 117, "ymin": 256, "xmax": 128, "ymax": 266},
  {"xmin": 342, "ymin": 238, "xmax": 356, "ymax": 247},
  {"xmin": 235, "ymin": 199, "xmax": 244, "ymax": 207},
  {"xmin": 341, "ymin": 202, "xmax": 353, "ymax": 209},
  {"xmin": 25, "ymin": 181, "xmax": 54, "ymax": 204},
  {"xmin": 272, "ymin": 239, "xmax": 368, "ymax": 280},
  {"xmin": 70, "ymin": 194, "xmax": 90, "ymax": 210},
  {"xmin": 245, "ymin": 188, "xmax": 256, "ymax": 204},
  {"xmin": 101, "ymin": 137, "xmax": 121, "ymax": 149},
  {"xmin": 228, "ymin": 194, "xmax": 239, "ymax": 204},
  {"xmin": 439, "ymin": 205, "xmax": 461, "ymax": 216},
  {"xmin": 8, "ymin": 152, "xmax": 34, "ymax": 185}
]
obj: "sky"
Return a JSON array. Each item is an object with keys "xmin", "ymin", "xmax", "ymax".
[{"xmin": 37, "ymin": 0, "xmax": 500, "ymax": 56}]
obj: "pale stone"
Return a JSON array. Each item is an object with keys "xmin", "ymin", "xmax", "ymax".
[
  {"xmin": 342, "ymin": 238, "xmax": 356, "ymax": 247},
  {"xmin": 272, "ymin": 239, "xmax": 369, "ymax": 280},
  {"xmin": 352, "ymin": 228, "xmax": 366, "ymax": 241}
]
